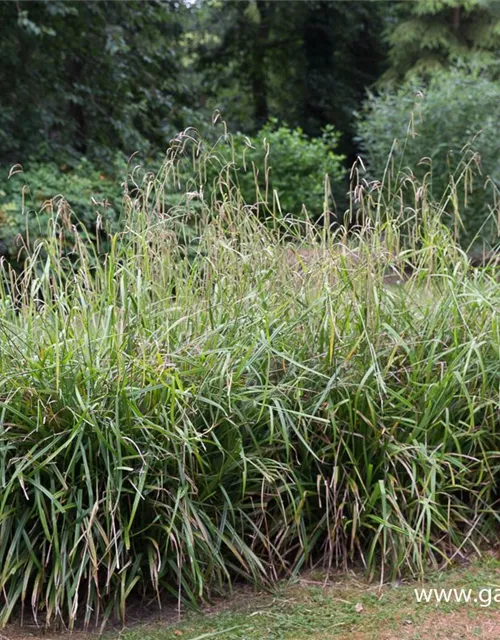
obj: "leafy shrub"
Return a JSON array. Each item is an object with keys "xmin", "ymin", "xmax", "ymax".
[
  {"xmin": 0, "ymin": 158, "xmax": 127, "ymax": 262},
  {"xmin": 357, "ymin": 68, "xmax": 500, "ymax": 246},
  {"xmin": 229, "ymin": 120, "xmax": 346, "ymax": 219},
  {"xmin": 0, "ymin": 120, "xmax": 347, "ymax": 270}
]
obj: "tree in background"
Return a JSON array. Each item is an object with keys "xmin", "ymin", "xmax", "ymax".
[
  {"xmin": 299, "ymin": 0, "xmax": 389, "ymax": 160},
  {"xmin": 385, "ymin": 0, "xmax": 500, "ymax": 81},
  {"xmin": 0, "ymin": 0, "xmax": 189, "ymax": 165},
  {"xmin": 0, "ymin": 0, "xmax": 394, "ymax": 165},
  {"xmin": 194, "ymin": 0, "xmax": 389, "ymax": 158},
  {"xmin": 193, "ymin": 0, "xmax": 300, "ymax": 132}
]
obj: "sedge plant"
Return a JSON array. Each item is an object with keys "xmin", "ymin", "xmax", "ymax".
[{"xmin": 0, "ymin": 123, "xmax": 499, "ymax": 629}]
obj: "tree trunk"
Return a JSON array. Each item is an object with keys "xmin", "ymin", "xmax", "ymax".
[
  {"xmin": 302, "ymin": 1, "xmax": 335, "ymax": 136},
  {"xmin": 66, "ymin": 57, "xmax": 87, "ymax": 154},
  {"xmin": 252, "ymin": 0, "xmax": 269, "ymax": 125}
]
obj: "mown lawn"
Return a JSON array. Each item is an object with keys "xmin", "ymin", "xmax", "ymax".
[{"xmin": 108, "ymin": 556, "xmax": 500, "ymax": 640}]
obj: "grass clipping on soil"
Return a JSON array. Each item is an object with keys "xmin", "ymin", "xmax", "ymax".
[{"xmin": 0, "ymin": 126, "xmax": 499, "ymax": 628}]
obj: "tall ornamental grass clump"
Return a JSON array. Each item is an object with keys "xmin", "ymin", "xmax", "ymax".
[{"xmin": 0, "ymin": 125, "xmax": 499, "ymax": 629}]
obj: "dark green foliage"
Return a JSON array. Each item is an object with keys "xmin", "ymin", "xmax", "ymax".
[
  {"xmin": 385, "ymin": 0, "xmax": 500, "ymax": 82},
  {"xmin": 194, "ymin": 0, "xmax": 388, "ymax": 153},
  {"xmin": 0, "ymin": 0, "xmax": 395, "ymax": 198},
  {"xmin": 298, "ymin": 0, "xmax": 390, "ymax": 158},
  {"xmin": 357, "ymin": 68, "xmax": 500, "ymax": 245},
  {"xmin": 0, "ymin": 160, "xmax": 126, "ymax": 262},
  {"xmin": 0, "ymin": 0, "xmax": 189, "ymax": 165},
  {"xmin": 193, "ymin": 0, "xmax": 295, "ymax": 131}
]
